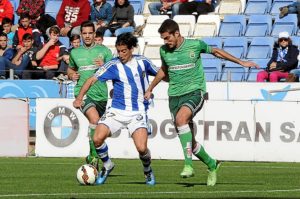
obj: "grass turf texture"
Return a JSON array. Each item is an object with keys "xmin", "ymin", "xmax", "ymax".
[{"xmin": 0, "ymin": 158, "xmax": 300, "ymax": 198}]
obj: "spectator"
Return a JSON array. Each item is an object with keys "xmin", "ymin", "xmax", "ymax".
[
  {"xmin": 90, "ymin": 0, "xmax": 113, "ymax": 33},
  {"xmin": 148, "ymin": 0, "xmax": 188, "ymax": 18},
  {"xmin": 257, "ymin": 32, "xmax": 299, "ymax": 82},
  {"xmin": 13, "ymin": 13, "xmax": 41, "ymax": 50},
  {"xmin": 56, "ymin": 0, "xmax": 91, "ymax": 37},
  {"xmin": 0, "ymin": 33, "xmax": 35, "ymax": 79},
  {"xmin": 0, "ymin": 0, "xmax": 13, "ymax": 25},
  {"xmin": 16, "ymin": 0, "xmax": 45, "ymax": 25},
  {"xmin": 36, "ymin": 14, "xmax": 57, "ymax": 41},
  {"xmin": 24, "ymin": 26, "xmax": 68, "ymax": 79},
  {"xmin": 95, "ymin": 30, "xmax": 103, "ymax": 45},
  {"xmin": 279, "ymin": 2, "xmax": 300, "ymax": 25},
  {"xmin": 179, "ymin": 0, "xmax": 218, "ymax": 17},
  {"xmin": 2, "ymin": 17, "xmax": 14, "ymax": 47},
  {"xmin": 103, "ymin": 0, "xmax": 135, "ymax": 37},
  {"xmin": 0, "ymin": 32, "xmax": 15, "ymax": 60}
]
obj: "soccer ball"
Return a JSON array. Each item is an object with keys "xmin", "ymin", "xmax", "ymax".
[{"xmin": 76, "ymin": 164, "xmax": 98, "ymax": 185}]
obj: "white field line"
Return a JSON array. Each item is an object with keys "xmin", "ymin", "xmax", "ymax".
[{"xmin": 1, "ymin": 189, "xmax": 300, "ymax": 198}]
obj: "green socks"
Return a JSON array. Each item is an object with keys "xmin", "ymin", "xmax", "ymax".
[
  {"xmin": 178, "ymin": 125, "xmax": 193, "ymax": 167},
  {"xmin": 193, "ymin": 143, "xmax": 216, "ymax": 171},
  {"xmin": 88, "ymin": 124, "xmax": 98, "ymax": 158}
]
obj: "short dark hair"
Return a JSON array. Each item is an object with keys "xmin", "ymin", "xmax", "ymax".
[
  {"xmin": 20, "ymin": 13, "xmax": 30, "ymax": 20},
  {"xmin": 0, "ymin": 32, "xmax": 7, "ymax": 38},
  {"xmin": 2, "ymin": 17, "xmax": 12, "ymax": 25},
  {"xmin": 115, "ymin": 32, "xmax": 137, "ymax": 49},
  {"xmin": 80, "ymin": 20, "xmax": 95, "ymax": 32},
  {"xmin": 70, "ymin": 34, "xmax": 80, "ymax": 42},
  {"xmin": 22, "ymin": 33, "xmax": 33, "ymax": 41},
  {"xmin": 158, "ymin": 19, "xmax": 179, "ymax": 35},
  {"xmin": 95, "ymin": 30, "xmax": 103, "ymax": 38},
  {"xmin": 49, "ymin": 26, "xmax": 60, "ymax": 35},
  {"xmin": 115, "ymin": 0, "xmax": 129, "ymax": 7}
]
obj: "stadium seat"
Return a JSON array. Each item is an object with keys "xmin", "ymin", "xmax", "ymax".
[
  {"xmin": 9, "ymin": 0, "xmax": 19, "ymax": 24},
  {"xmin": 103, "ymin": 37, "xmax": 117, "ymax": 57},
  {"xmin": 245, "ymin": 59, "xmax": 269, "ymax": 81},
  {"xmin": 271, "ymin": 14, "xmax": 298, "ymax": 37},
  {"xmin": 221, "ymin": 61, "xmax": 248, "ymax": 81},
  {"xmin": 45, "ymin": 0, "xmax": 63, "ymax": 19},
  {"xmin": 193, "ymin": 15, "xmax": 220, "ymax": 38},
  {"xmin": 143, "ymin": 15, "xmax": 169, "ymax": 38},
  {"xmin": 59, "ymin": 37, "xmax": 70, "ymax": 48},
  {"xmin": 270, "ymin": 0, "xmax": 296, "ymax": 15},
  {"xmin": 173, "ymin": 15, "xmax": 196, "ymax": 37},
  {"xmin": 201, "ymin": 37, "xmax": 222, "ymax": 58},
  {"xmin": 219, "ymin": 15, "xmax": 246, "ymax": 37},
  {"xmin": 246, "ymin": 37, "xmax": 274, "ymax": 59},
  {"xmin": 244, "ymin": 0, "xmax": 271, "ymax": 15},
  {"xmin": 202, "ymin": 58, "xmax": 223, "ymax": 81},
  {"xmin": 143, "ymin": 37, "xmax": 164, "ymax": 60},
  {"xmin": 245, "ymin": 15, "xmax": 272, "ymax": 37},
  {"xmin": 218, "ymin": 0, "xmax": 245, "ymax": 15},
  {"xmin": 223, "ymin": 37, "xmax": 247, "ymax": 59},
  {"xmin": 291, "ymin": 36, "xmax": 300, "ymax": 49},
  {"xmin": 136, "ymin": 37, "xmax": 145, "ymax": 55},
  {"xmin": 134, "ymin": 15, "xmax": 145, "ymax": 27},
  {"xmin": 129, "ymin": 0, "xmax": 143, "ymax": 14}
]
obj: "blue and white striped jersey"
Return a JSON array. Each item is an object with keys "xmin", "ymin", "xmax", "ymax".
[{"xmin": 95, "ymin": 55, "xmax": 158, "ymax": 111}]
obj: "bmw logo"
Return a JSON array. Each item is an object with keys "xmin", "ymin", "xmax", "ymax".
[{"xmin": 44, "ymin": 106, "xmax": 79, "ymax": 147}]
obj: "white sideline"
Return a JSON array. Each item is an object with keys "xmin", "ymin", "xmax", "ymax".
[{"xmin": 1, "ymin": 189, "xmax": 300, "ymax": 198}]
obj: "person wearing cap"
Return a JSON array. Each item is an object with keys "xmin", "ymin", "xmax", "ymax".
[{"xmin": 257, "ymin": 31, "xmax": 299, "ymax": 82}]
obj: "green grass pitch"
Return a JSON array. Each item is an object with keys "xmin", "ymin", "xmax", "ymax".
[{"xmin": 0, "ymin": 158, "xmax": 300, "ymax": 198}]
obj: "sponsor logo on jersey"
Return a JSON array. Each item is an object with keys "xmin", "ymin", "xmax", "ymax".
[{"xmin": 169, "ymin": 63, "xmax": 195, "ymax": 71}]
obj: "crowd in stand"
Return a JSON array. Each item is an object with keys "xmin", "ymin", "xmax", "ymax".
[{"xmin": 0, "ymin": 0, "xmax": 299, "ymax": 82}]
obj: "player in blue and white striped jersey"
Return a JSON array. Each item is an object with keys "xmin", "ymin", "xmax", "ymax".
[{"xmin": 73, "ymin": 32, "xmax": 158, "ymax": 186}]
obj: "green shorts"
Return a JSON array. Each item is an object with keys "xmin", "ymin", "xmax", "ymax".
[
  {"xmin": 81, "ymin": 96, "xmax": 107, "ymax": 117},
  {"xmin": 169, "ymin": 89, "xmax": 204, "ymax": 121}
]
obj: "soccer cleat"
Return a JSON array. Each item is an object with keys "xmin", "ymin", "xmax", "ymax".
[
  {"xmin": 207, "ymin": 160, "xmax": 221, "ymax": 186},
  {"xmin": 144, "ymin": 170, "xmax": 156, "ymax": 185},
  {"xmin": 85, "ymin": 155, "xmax": 99, "ymax": 171},
  {"xmin": 180, "ymin": 165, "xmax": 194, "ymax": 178},
  {"xmin": 95, "ymin": 163, "xmax": 115, "ymax": 185}
]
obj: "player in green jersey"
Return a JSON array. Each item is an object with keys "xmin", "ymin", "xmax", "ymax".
[
  {"xmin": 145, "ymin": 19, "xmax": 259, "ymax": 186},
  {"xmin": 68, "ymin": 21, "xmax": 114, "ymax": 173}
]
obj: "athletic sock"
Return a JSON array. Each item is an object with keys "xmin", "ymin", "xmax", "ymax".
[
  {"xmin": 88, "ymin": 124, "xmax": 98, "ymax": 158},
  {"xmin": 96, "ymin": 142, "xmax": 113, "ymax": 170},
  {"xmin": 178, "ymin": 124, "xmax": 193, "ymax": 167},
  {"xmin": 139, "ymin": 149, "xmax": 151, "ymax": 173},
  {"xmin": 193, "ymin": 142, "xmax": 216, "ymax": 171}
]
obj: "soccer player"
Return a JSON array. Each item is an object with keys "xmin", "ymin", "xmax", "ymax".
[
  {"xmin": 73, "ymin": 32, "xmax": 157, "ymax": 185},
  {"xmin": 68, "ymin": 20, "xmax": 114, "ymax": 172},
  {"xmin": 144, "ymin": 19, "xmax": 259, "ymax": 186}
]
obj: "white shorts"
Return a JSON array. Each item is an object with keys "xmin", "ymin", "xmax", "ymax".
[{"xmin": 98, "ymin": 107, "xmax": 149, "ymax": 136}]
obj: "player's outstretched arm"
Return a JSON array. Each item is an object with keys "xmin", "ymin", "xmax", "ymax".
[
  {"xmin": 211, "ymin": 48, "xmax": 259, "ymax": 69},
  {"xmin": 73, "ymin": 76, "xmax": 98, "ymax": 108},
  {"xmin": 144, "ymin": 65, "xmax": 167, "ymax": 100}
]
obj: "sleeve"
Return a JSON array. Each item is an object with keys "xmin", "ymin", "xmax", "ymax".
[
  {"xmin": 90, "ymin": 5, "xmax": 96, "ymax": 22},
  {"xmin": 59, "ymin": 45, "xmax": 67, "ymax": 56},
  {"xmin": 127, "ymin": 5, "xmax": 134, "ymax": 26},
  {"xmin": 56, "ymin": 0, "xmax": 66, "ymax": 28},
  {"xmin": 274, "ymin": 46, "xmax": 299, "ymax": 72},
  {"xmin": 69, "ymin": 51, "xmax": 77, "ymax": 69},
  {"xmin": 160, "ymin": 46, "xmax": 167, "ymax": 67},
  {"xmin": 12, "ymin": 29, "xmax": 19, "ymax": 48},
  {"xmin": 104, "ymin": 4, "xmax": 113, "ymax": 25},
  {"xmin": 71, "ymin": 1, "xmax": 91, "ymax": 27},
  {"xmin": 144, "ymin": 58, "xmax": 158, "ymax": 76},
  {"xmin": 199, "ymin": 40, "xmax": 212, "ymax": 54},
  {"xmin": 104, "ymin": 47, "xmax": 113, "ymax": 63},
  {"xmin": 3, "ymin": 48, "xmax": 15, "ymax": 60},
  {"xmin": 95, "ymin": 62, "xmax": 116, "ymax": 82}
]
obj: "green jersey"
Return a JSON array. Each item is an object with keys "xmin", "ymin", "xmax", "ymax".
[
  {"xmin": 160, "ymin": 38, "xmax": 211, "ymax": 96},
  {"xmin": 69, "ymin": 44, "xmax": 113, "ymax": 101}
]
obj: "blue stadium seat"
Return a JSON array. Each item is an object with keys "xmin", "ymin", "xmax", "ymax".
[
  {"xmin": 45, "ymin": 0, "xmax": 63, "ymax": 19},
  {"xmin": 59, "ymin": 37, "xmax": 70, "ymax": 48},
  {"xmin": 223, "ymin": 37, "xmax": 247, "ymax": 59},
  {"xmin": 221, "ymin": 61, "xmax": 247, "ymax": 81},
  {"xmin": 201, "ymin": 37, "xmax": 222, "ymax": 58},
  {"xmin": 244, "ymin": 0, "xmax": 271, "ymax": 15},
  {"xmin": 245, "ymin": 15, "xmax": 272, "ymax": 37},
  {"xmin": 271, "ymin": 14, "xmax": 298, "ymax": 37},
  {"xmin": 245, "ymin": 59, "xmax": 269, "ymax": 81},
  {"xmin": 202, "ymin": 58, "xmax": 223, "ymax": 81},
  {"xmin": 219, "ymin": 15, "xmax": 246, "ymax": 37},
  {"xmin": 246, "ymin": 37, "xmax": 274, "ymax": 59},
  {"xmin": 9, "ymin": 0, "xmax": 19, "ymax": 24},
  {"xmin": 129, "ymin": 0, "xmax": 144, "ymax": 14},
  {"xmin": 291, "ymin": 36, "xmax": 300, "ymax": 49},
  {"xmin": 270, "ymin": 0, "xmax": 296, "ymax": 15}
]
